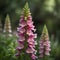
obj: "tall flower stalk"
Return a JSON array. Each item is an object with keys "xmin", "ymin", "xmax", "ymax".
[
  {"xmin": 39, "ymin": 25, "xmax": 51, "ymax": 58},
  {"xmin": 16, "ymin": 3, "xmax": 37, "ymax": 60},
  {"xmin": 3, "ymin": 14, "xmax": 12, "ymax": 37}
]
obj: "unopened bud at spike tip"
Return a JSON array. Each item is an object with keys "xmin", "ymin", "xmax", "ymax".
[
  {"xmin": 42, "ymin": 25, "xmax": 48, "ymax": 35},
  {"xmin": 23, "ymin": 2, "xmax": 31, "ymax": 21}
]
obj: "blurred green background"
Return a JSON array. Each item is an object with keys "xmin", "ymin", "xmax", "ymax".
[
  {"xmin": 0, "ymin": 0, "xmax": 60, "ymax": 39},
  {"xmin": 0, "ymin": 0, "xmax": 60, "ymax": 60}
]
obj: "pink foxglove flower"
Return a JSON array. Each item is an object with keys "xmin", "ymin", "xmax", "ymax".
[
  {"xmin": 16, "ymin": 3, "xmax": 37, "ymax": 60},
  {"xmin": 39, "ymin": 25, "xmax": 51, "ymax": 58}
]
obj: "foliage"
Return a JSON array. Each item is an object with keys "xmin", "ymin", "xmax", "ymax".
[
  {"xmin": 0, "ymin": 33, "xmax": 60, "ymax": 60},
  {"xmin": 0, "ymin": 0, "xmax": 60, "ymax": 60},
  {"xmin": 0, "ymin": 34, "xmax": 17, "ymax": 60}
]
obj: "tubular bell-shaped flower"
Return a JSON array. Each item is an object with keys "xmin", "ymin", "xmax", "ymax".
[
  {"xmin": 3, "ymin": 14, "xmax": 12, "ymax": 37},
  {"xmin": 16, "ymin": 3, "xmax": 37, "ymax": 60},
  {"xmin": 39, "ymin": 25, "xmax": 51, "ymax": 58}
]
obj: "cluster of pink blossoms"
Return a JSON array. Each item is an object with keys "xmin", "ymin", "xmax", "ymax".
[
  {"xmin": 16, "ymin": 3, "xmax": 37, "ymax": 60},
  {"xmin": 39, "ymin": 25, "xmax": 51, "ymax": 58}
]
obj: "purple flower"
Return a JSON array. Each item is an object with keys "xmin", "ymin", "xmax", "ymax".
[
  {"xmin": 31, "ymin": 54, "xmax": 37, "ymax": 60},
  {"xmin": 39, "ymin": 25, "xmax": 51, "ymax": 58},
  {"xmin": 16, "ymin": 3, "xmax": 37, "ymax": 60}
]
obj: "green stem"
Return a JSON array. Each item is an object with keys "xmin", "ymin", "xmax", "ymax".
[{"xmin": 24, "ymin": 53, "xmax": 31, "ymax": 60}]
